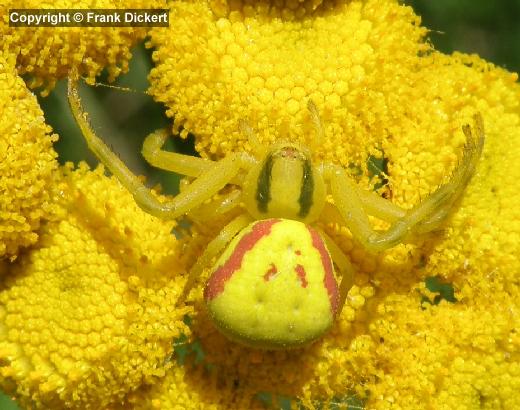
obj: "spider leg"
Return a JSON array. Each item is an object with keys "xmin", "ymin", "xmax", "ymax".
[
  {"xmin": 142, "ymin": 129, "xmax": 212, "ymax": 177},
  {"xmin": 413, "ymin": 114, "xmax": 485, "ymax": 233},
  {"xmin": 323, "ymin": 115, "xmax": 484, "ymax": 252},
  {"xmin": 321, "ymin": 194, "xmax": 405, "ymax": 229},
  {"xmin": 143, "ymin": 126, "xmax": 251, "ymax": 187},
  {"xmin": 178, "ymin": 213, "xmax": 252, "ymax": 303},
  {"xmin": 307, "ymin": 99, "xmax": 325, "ymax": 152},
  {"xmin": 310, "ymin": 98, "xmax": 437, "ymax": 225},
  {"xmin": 318, "ymin": 229, "xmax": 355, "ymax": 314},
  {"xmin": 68, "ymin": 76, "xmax": 250, "ymax": 220},
  {"xmin": 239, "ymin": 119, "xmax": 266, "ymax": 159},
  {"xmin": 185, "ymin": 188, "xmax": 242, "ymax": 223},
  {"xmin": 356, "ymin": 189, "xmax": 406, "ymax": 222}
]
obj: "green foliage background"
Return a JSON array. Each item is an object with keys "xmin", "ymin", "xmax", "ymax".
[
  {"xmin": 408, "ymin": 0, "xmax": 520, "ymax": 73},
  {"xmin": 1, "ymin": 1, "xmax": 519, "ymax": 408}
]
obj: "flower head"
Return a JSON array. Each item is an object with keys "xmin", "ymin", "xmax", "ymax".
[
  {"xmin": 148, "ymin": 0, "xmax": 429, "ymax": 165},
  {"xmin": 0, "ymin": 164, "xmax": 190, "ymax": 409},
  {"xmin": 1, "ymin": 0, "xmax": 165, "ymax": 94},
  {"xmin": 0, "ymin": 51, "xmax": 59, "ymax": 261},
  {"xmin": 2, "ymin": 0, "xmax": 520, "ymax": 408},
  {"xmin": 146, "ymin": 1, "xmax": 520, "ymax": 408}
]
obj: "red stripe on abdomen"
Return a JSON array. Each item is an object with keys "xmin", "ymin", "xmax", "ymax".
[
  {"xmin": 204, "ymin": 219, "xmax": 280, "ymax": 300},
  {"xmin": 307, "ymin": 227, "xmax": 339, "ymax": 316}
]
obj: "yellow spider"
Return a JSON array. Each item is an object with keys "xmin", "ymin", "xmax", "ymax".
[{"xmin": 67, "ymin": 75, "xmax": 484, "ymax": 350}]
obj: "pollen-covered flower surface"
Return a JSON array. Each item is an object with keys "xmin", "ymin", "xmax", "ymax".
[
  {"xmin": 0, "ymin": 51, "xmax": 59, "ymax": 261},
  {"xmin": 0, "ymin": 0, "xmax": 165, "ymax": 94},
  {"xmin": 148, "ymin": 0, "xmax": 431, "ymax": 164},
  {"xmin": 145, "ymin": 0, "xmax": 520, "ymax": 409},
  {"xmin": 0, "ymin": 164, "xmax": 190, "ymax": 409},
  {"xmin": 2, "ymin": 0, "xmax": 520, "ymax": 409}
]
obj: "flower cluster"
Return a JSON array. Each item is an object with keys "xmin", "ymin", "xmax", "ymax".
[
  {"xmin": 0, "ymin": 164, "xmax": 190, "ymax": 408},
  {"xmin": 0, "ymin": 51, "xmax": 59, "ymax": 261},
  {"xmin": 0, "ymin": 0, "xmax": 165, "ymax": 94},
  {"xmin": 1, "ymin": 0, "xmax": 519, "ymax": 408},
  {"xmin": 148, "ymin": 0, "xmax": 429, "ymax": 168}
]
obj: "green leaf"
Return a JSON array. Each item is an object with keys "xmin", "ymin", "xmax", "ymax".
[
  {"xmin": 190, "ymin": 339, "xmax": 206, "ymax": 365},
  {"xmin": 172, "ymin": 315, "xmax": 209, "ymax": 368},
  {"xmin": 423, "ymin": 276, "xmax": 457, "ymax": 305},
  {"xmin": 278, "ymin": 396, "xmax": 292, "ymax": 410},
  {"xmin": 329, "ymin": 393, "xmax": 365, "ymax": 410},
  {"xmin": 0, "ymin": 391, "xmax": 21, "ymax": 410},
  {"xmin": 173, "ymin": 334, "xmax": 190, "ymax": 365},
  {"xmin": 367, "ymin": 155, "xmax": 387, "ymax": 178},
  {"xmin": 255, "ymin": 392, "xmax": 274, "ymax": 408},
  {"xmin": 366, "ymin": 153, "xmax": 389, "ymax": 190},
  {"xmin": 182, "ymin": 314, "xmax": 193, "ymax": 327}
]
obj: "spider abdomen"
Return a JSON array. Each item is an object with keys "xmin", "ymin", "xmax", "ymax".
[{"xmin": 204, "ymin": 218, "xmax": 339, "ymax": 349}]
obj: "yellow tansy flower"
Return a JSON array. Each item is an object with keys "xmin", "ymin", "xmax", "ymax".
[
  {"xmin": 1, "ymin": 0, "xmax": 165, "ymax": 94},
  {"xmin": 0, "ymin": 51, "xmax": 59, "ymax": 261},
  {"xmin": 0, "ymin": 164, "xmax": 190, "ymax": 409},
  {"xmin": 148, "ymin": 0, "xmax": 430, "ymax": 165},
  {"xmin": 1, "ymin": 0, "xmax": 520, "ymax": 408},
  {"xmin": 144, "ymin": 0, "xmax": 519, "ymax": 409}
]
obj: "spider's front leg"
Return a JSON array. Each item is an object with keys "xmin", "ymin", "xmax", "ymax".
[
  {"xmin": 323, "ymin": 115, "xmax": 485, "ymax": 252},
  {"xmin": 142, "ymin": 128, "xmax": 246, "ymax": 224},
  {"xmin": 141, "ymin": 128, "xmax": 213, "ymax": 177},
  {"xmin": 67, "ymin": 75, "xmax": 251, "ymax": 220}
]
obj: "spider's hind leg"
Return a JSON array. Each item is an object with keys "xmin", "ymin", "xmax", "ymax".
[
  {"xmin": 183, "ymin": 186, "xmax": 242, "ymax": 226},
  {"xmin": 178, "ymin": 214, "xmax": 252, "ymax": 304},
  {"xmin": 319, "ymin": 229, "xmax": 356, "ymax": 314},
  {"xmin": 412, "ymin": 113, "xmax": 485, "ymax": 234}
]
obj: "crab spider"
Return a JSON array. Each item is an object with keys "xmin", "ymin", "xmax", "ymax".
[{"xmin": 67, "ymin": 75, "xmax": 484, "ymax": 349}]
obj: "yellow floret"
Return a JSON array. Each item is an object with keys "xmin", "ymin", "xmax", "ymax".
[
  {"xmin": 1, "ymin": 0, "xmax": 166, "ymax": 94},
  {"xmin": 148, "ymin": 0, "xmax": 429, "ymax": 166},
  {"xmin": 130, "ymin": 364, "xmax": 266, "ymax": 410},
  {"xmin": 0, "ymin": 51, "xmax": 59, "ymax": 261},
  {"xmin": 2, "ymin": 0, "xmax": 520, "ymax": 408},
  {"xmin": 0, "ymin": 164, "xmax": 190, "ymax": 409},
  {"xmin": 144, "ymin": 1, "xmax": 520, "ymax": 408}
]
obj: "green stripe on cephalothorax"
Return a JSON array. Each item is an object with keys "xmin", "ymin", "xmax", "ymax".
[
  {"xmin": 255, "ymin": 151, "xmax": 274, "ymax": 213},
  {"xmin": 298, "ymin": 158, "xmax": 314, "ymax": 218},
  {"xmin": 244, "ymin": 143, "xmax": 326, "ymax": 224}
]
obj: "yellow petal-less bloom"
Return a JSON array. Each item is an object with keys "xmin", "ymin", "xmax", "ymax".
[
  {"xmin": 0, "ymin": 51, "xmax": 59, "ymax": 261},
  {"xmin": 2, "ymin": 0, "xmax": 520, "ymax": 408},
  {"xmin": 143, "ymin": 0, "xmax": 520, "ymax": 409},
  {"xmin": 148, "ymin": 0, "xmax": 431, "ymax": 166},
  {"xmin": 0, "ymin": 164, "xmax": 190, "ymax": 409},
  {"xmin": 0, "ymin": 0, "xmax": 165, "ymax": 94}
]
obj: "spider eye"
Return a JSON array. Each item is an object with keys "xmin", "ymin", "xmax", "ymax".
[{"xmin": 276, "ymin": 146, "xmax": 301, "ymax": 159}]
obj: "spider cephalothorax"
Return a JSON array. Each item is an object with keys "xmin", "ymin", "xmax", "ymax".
[
  {"xmin": 242, "ymin": 142, "xmax": 326, "ymax": 223},
  {"xmin": 68, "ymin": 74, "xmax": 484, "ymax": 349}
]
